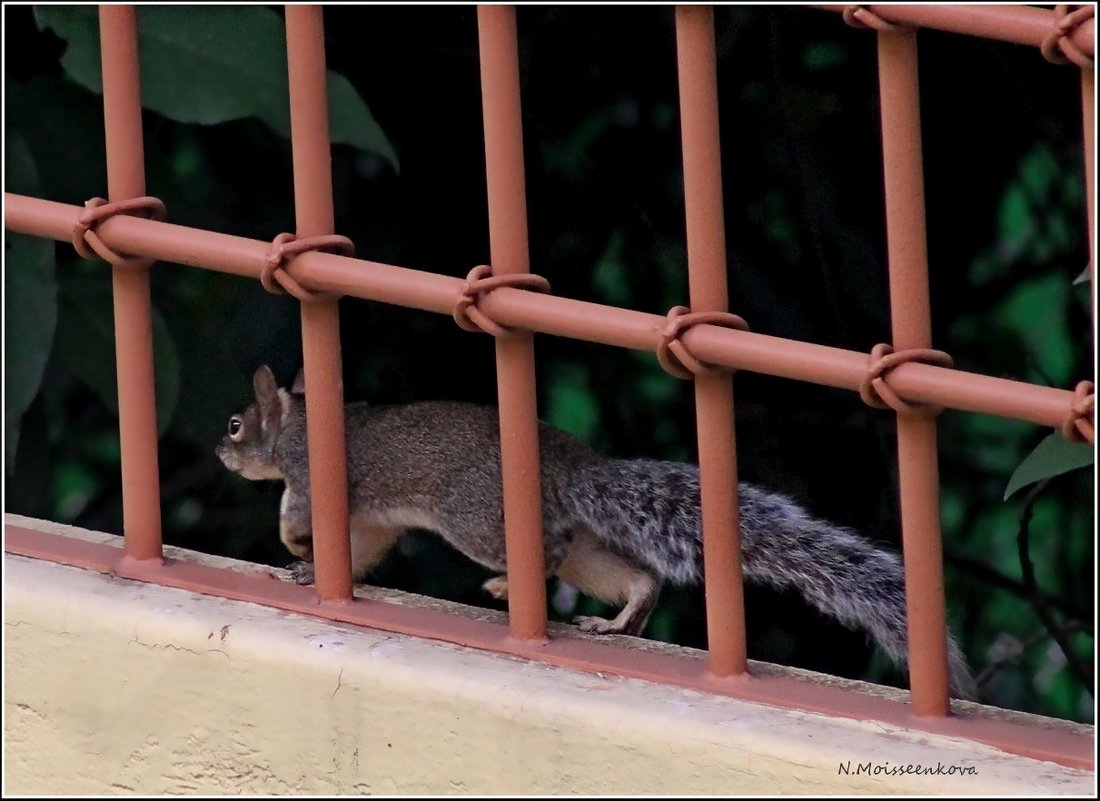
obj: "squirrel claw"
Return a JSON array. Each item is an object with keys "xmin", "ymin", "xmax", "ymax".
[
  {"xmin": 288, "ymin": 560, "xmax": 316, "ymax": 586},
  {"xmin": 573, "ymin": 615, "xmax": 622, "ymax": 635}
]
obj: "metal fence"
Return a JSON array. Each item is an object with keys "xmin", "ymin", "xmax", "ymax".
[{"xmin": 4, "ymin": 3, "xmax": 1095, "ymax": 769}]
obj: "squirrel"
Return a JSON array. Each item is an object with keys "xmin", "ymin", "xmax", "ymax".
[{"xmin": 217, "ymin": 364, "xmax": 977, "ymax": 699}]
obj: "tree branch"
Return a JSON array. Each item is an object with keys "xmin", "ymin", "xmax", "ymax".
[
  {"xmin": 945, "ymin": 550, "xmax": 1091, "ymax": 622},
  {"xmin": 974, "ymin": 620, "xmax": 1092, "ymax": 689}
]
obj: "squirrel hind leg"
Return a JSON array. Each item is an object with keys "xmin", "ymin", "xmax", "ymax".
[{"xmin": 557, "ymin": 527, "xmax": 660, "ymax": 637}]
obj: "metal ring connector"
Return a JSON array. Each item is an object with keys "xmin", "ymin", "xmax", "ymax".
[
  {"xmin": 1041, "ymin": 4, "xmax": 1094, "ymax": 69},
  {"xmin": 262, "ymin": 232, "xmax": 355, "ymax": 303},
  {"xmin": 859, "ymin": 343, "xmax": 955, "ymax": 416},
  {"xmin": 842, "ymin": 5, "xmax": 904, "ymax": 31},
  {"xmin": 71, "ymin": 196, "xmax": 166, "ymax": 270},
  {"xmin": 1061, "ymin": 380, "xmax": 1095, "ymax": 444},
  {"xmin": 453, "ymin": 264, "xmax": 551, "ymax": 338},
  {"xmin": 657, "ymin": 305, "xmax": 750, "ymax": 380}
]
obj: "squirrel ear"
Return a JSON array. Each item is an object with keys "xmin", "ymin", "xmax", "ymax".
[
  {"xmin": 291, "ymin": 367, "xmax": 306, "ymax": 395},
  {"xmin": 253, "ymin": 365, "xmax": 278, "ymax": 400},
  {"xmin": 252, "ymin": 365, "xmax": 281, "ymax": 426}
]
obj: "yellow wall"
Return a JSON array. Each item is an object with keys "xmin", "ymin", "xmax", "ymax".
[{"xmin": 4, "ymin": 515, "xmax": 1094, "ymax": 795}]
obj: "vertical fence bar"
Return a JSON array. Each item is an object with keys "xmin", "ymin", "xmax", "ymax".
[
  {"xmin": 285, "ymin": 5, "xmax": 353, "ymax": 602},
  {"xmin": 877, "ymin": 29, "xmax": 950, "ymax": 716},
  {"xmin": 1081, "ymin": 68, "xmax": 1095, "ymax": 330},
  {"xmin": 477, "ymin": 4, "xmax": 548, "ymax": 641},
  {"xmin": 675, "ymin": 6, "xmax": 748, "ymax": 678},
  {"xmin": 99, "ymin": 6, "xmax": 162, "ymax": 562}
]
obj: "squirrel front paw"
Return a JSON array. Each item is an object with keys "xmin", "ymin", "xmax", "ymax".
[{"xmin": 287, "ymin": 560, "xmax": 316, "ymax": 586}]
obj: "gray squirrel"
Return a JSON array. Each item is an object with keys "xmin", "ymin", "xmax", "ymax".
[{"xmin": 216, "ymin": 364, "xmax": 977, "ymax": 699}]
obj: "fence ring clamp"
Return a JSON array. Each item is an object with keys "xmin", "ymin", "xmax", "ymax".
[
  {"xmin": 1041, "ymin": 5, "xmax": 1094, "ymax": 68},
  {"xmin": 657, "ymin": 305, "xmax": 750, "ymax": 380},
  {"xmin": 71, "ymin": 196, "xmax": 166, "ymax": 270},
  {"xmin": 262, "ymin": 232, "xmax": 355, "ymax": 303},
  {"xmin": 842, "ymin": 5, "xmax": 906, "ymax": 31},
  {"xmin": 859, "ymin": 343, "xmax": 954, "ymax": 416},
  {"xmin": 453, "ymin": 264, "xmax": 551, "ymax": 338},
  {"xmin": 1060, "ymin": 380, "xmax": 1095, "ymax": 444}
]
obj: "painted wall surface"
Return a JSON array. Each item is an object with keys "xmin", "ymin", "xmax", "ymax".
[{"xmin": 4, "ymin": 517, "xmax": 1094, "ymax": 795}]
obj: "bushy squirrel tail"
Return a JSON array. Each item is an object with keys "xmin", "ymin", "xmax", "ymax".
[{"xmin": 571, "ymin": 458, "xmax": 977, "ymax": 700}]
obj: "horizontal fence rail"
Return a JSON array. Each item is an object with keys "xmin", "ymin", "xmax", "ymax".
[
  {"xmin": 815, "ymin": 3, "xmax": 1094, "ymax": 55},
  {"xmin": 3, "ymin": 1, "xmax": 1094, "ymax": 773},
  {"xmin": 5, "ymin": 191, "xmax": 1087, "ymax": 431}
]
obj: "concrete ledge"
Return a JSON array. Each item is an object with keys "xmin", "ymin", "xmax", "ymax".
[{"xmin": 4, "ymin": 523, "xmax": 1095, "ymax": 794}]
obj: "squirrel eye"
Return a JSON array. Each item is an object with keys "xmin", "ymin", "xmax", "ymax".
[{"xmin": 228, "ymin": 416, "xmax": 244, "ymax": 440}]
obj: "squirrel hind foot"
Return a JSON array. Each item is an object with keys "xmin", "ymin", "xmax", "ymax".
[
  {"xmin": 572, "ymin": 592, "xmax": 656, "ymax": 636},
  {"xmin": 574, "ymin": 615, "xmax": 629, "ymax": 635},
  {"xmin": 557, "ymin": 527, "xmax": 660, "ymax": 637}
]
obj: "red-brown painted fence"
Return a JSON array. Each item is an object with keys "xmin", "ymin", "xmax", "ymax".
[{"xmin": 4, "ymin": 3, "xmax": 1094, "ymax": 769}]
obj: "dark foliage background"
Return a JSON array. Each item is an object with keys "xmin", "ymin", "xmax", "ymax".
[{"xmin": 4, "ymin": 5, "xmax": 1094, "ymax": 721}]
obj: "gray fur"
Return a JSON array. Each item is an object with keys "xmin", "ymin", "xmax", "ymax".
[
  {"xmin": 573, "ymin": 459, "xmax": 976, "ymax": 699},
  {"xmin": 217, "ymin": 367, "xmax": 977, "ymax": 700}
]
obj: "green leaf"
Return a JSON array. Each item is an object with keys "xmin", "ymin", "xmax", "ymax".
[
  {"xmin": 1004, "ymin": 433, "xmax": 1095, "ymax": 500},
  {"xmin": 34, "ymin": 6, "xmax": 398, "ymax": 170},
  {"xmin": 591, "ymin": 231, "xmax": 631, "ymax": 306},
  {"xmin": 997, "ymin": 274, "xmax": 1072, "ymax": 386},
  {"xmin": 3, "ymin": 229, "xmax": 56, "ymax": 472},
  {"xmin": 802, "ymin": 42, "xmax": 847, "ymax": 72},
  {"xmin": 55, "ymin": 276, "xmax": 180, "ymax": 436},
  {"xmin": 326, "ymin": 72, "xmax": 399, "ymax": 171},
  {"xmin": 5, "ymin": 130, "xmax": 40, "ymax": 195},
  {"xmin": 4, "ymin": 134, "xmax": 58, "ymax": 475},
  {"xmin": 997, "ymin": 183, "xmax": 1032, "ymax": 254},
  {"xmin": 6, "ymin": 75, "xmax": 107, "ymax": 203},
  {"xmin": 1019, "ymin": 142, "xmax": 1056, "ymax": 200},
  {"xmin": 545, "ymin": 363, "xmax": 600, "ymax": 442}
]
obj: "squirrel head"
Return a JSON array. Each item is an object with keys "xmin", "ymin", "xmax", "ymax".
[{"xmin": 215, "ymin": 365, "xmax": 301, "ymax": 481}]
